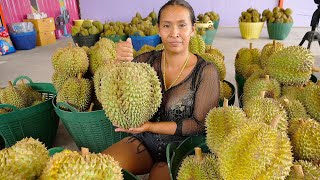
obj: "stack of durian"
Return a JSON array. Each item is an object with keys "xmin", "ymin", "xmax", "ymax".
[
  {"xmin": 197, "ymin": 11, "xmax": 220, "ymax": 23},
  {"xmin": 71, "ymin": 20, "xmax": 104, "ymax": 36},
  {"xmin": 52, "ymin": 38, "xmax": 162, "ymax": 129},
  {"xmin": 0, "ymin": 138, "xmax": 124, "ymax": 179},
  {"xmin": 262, "ymin": 7, "xmax": 293, "ymax": 23},
  {"xmin": 239, "ymin": 8, "xmax": 264, "ymax": 23},
  {"xmin": 0, "ymin": 80, "xmax": 44, "ymax": 115}
]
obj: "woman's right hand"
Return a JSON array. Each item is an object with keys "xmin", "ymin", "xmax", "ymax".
[{"xmin": 116, "ymin": 38, "xmax": 134, "ymax": 62}]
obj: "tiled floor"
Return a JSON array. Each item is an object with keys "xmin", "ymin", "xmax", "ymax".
[{"xmin": 0, "ymin": 27, "xmax": 319, "ymax": 179}]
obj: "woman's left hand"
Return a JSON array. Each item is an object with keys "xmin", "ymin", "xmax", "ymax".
[{"xmin": 115, "ymin": 122, "xmax": 152, "ymax": 134}]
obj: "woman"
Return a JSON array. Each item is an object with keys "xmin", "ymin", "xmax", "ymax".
[{"xmin": 102, "ymin": 0, "xmax": 220, "ymax": 179}]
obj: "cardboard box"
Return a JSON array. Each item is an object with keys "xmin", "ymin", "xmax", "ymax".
[
  {"xmin": 24, "ymin": 18, "xmax": 55, "ymax": 33},
  {"xmin": 36, "ymin": 31, "xmax": 56, "ymax": 46}
]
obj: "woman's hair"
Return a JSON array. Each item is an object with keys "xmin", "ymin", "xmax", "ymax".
[{"xmin": 157, "ymin": 0, "xmax": 196, "ymax": 25}]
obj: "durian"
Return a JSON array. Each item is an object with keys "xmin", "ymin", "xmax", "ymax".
[
  {"xmin": 279, "ymin": 97, "xmax": 309, "ymax": 120},
  {"xmin": 189, "ymin": 34, "xmax": 205, "ymax": 55},
  {"xmin": 100, "ymin": 62, "xmax": 162, "ymax": 129},
  {"xmin": 259, "ymin": 40, "xmax": 284, "ymax": 68},
  {"xmin": 200, "ymin": 53, "xmax": 226, "ymax": 80},
  {"xmin": 286, "ymin": 161, "xmax": 320, "ymax": 180},
  {"xmin": 0, "ymin": 81, "xmax": 28, "ymax": 109},
  {"xmin": 177, "ymin": 147, "xmax": 220, "ymax": 180},
  {"xmin": 303, "ymin": 82, "xmax": 320, "ymax": 121},
  {"xmin": 265, "ymin": 46, "xmax": 314, "ymax": 86},
  {"xmin": 288, "ymin": 118, "xmax": 320, "ymax": 161}
]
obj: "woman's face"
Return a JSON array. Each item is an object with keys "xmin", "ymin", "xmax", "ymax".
[{"xmin": 158, "ymin": 5, "xmax": 195, "ymax": 54}]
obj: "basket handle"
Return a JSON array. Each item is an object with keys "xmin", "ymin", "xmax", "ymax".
[
  {"xmin": 56, "ymin": 102, "xmax": 78, "ymax": 112},
  {"xmin": 12, "ymin": 76, "xmax": 34, "ymax": 86},
  {"xmin": 0, "ymin": 104, "xmax": 19, "ymax": 111}
]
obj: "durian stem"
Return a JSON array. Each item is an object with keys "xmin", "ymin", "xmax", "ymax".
[
  {"xmin": 77, "ymin": 73, "xmax": 82, "ymax": 79},
  {"xmin": 8, "ymin": 81, "xmax": 13, "ymax": 87},
  {"xmin": 312, "ymin": 67, "xmax": 320, "ymax": 72},
  {"xmin": 283, "ymin": 99, "xmax": 290, "ymax": 105},
  {"xmin": 81, "ymin": 147, "xmax": 89, "ymax": 156},
  {"xmin": 20, "ymin": 79, "xmax": 25, "ymax": 85},
  {"xmin": 223, "ymin": 98, "xmax": 229, "ymax": 107},
  {"xmin": 75, "ymin": 43, "xmax": 79, "ymax": 47},
  {"xmin": 259, "ymin": 91, "xmax": 266, "ymax": 98},
  {"xmin": 265, "ymin": 75, "xmax": 270, "ymax": 82},
  {"xmin": 270, "ymin": 114, "xmax": 282, "ymax": 128},
  {"xmin": 68, "ymin": 42, "xmax": 72, "ymax": 48},
  {"xmin": 273, "ymin": 40, "xmax": 276, "ymax": 47},
  {"xmin": 293, "ymin": 165, "xmax": 304, "ymax": 178},
  {"xmin": 249, "ymin": 43, "xmax": 252, "ymax": 49},
  {"xmin": 194, "ymin": 147, "xmax": 203, "ymax": 162},
  {"xmin": 88, "ymin": 103, "xmax": 94, "ymax": 112}
]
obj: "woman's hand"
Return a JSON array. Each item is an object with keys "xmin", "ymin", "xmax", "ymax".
[
  {"xmin": 116, "ymin": 38, "xmax": 134, "ymax": 62},
  {"xmin": 115, "ymin": 122, "xmax": 152, "ymax": 134}
]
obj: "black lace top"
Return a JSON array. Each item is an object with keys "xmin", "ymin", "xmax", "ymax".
[{"xmin": 134, "ymin": 50, "xmax": 220, "ymax": 140}]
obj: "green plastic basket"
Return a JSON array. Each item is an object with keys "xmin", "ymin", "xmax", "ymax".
[
  {"xmin": 219, "ymin": 80, "xmax": 236, "ymax": 107},
  {"xmin": 204, "ymin": 29, "xmax": 217, "ymax": 45},
  {"xmin": 53, "ymin": 98, "xmax": 129, "ymax": 153},
  {"xmin": 0, "ymin": 76, "xmax": 58, "ymax": 149},
  {"xmin": 267, "ymin": 22, "xmax": 293, "ymax": 40},
  {"xmin": 48, "ymin": 147, "xmax": 139, "ymax": 180},
  {"xmin": 213, "ymin": 19, "xmax": 220, "ymax": 30},
  {"xmin": 235, "ymin": 73, "xmax": 246, "ymax": 107},
  {"xmin": 166, "ymin": 135, "xmax": 208, "ymax": 180},
  {"xmin": 311, "ymin": 74, "xmax": 318, "ymax": 83},
  {"xmin": 103, "ymin": 34, "xmax": 128, "ymax": 43}
]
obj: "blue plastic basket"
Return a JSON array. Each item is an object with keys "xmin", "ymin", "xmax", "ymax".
[
  {"xmin": 130, "ymin": 34, "xmax": 161, "ymax": 51},
  {"xmin": 10, "ymin": 31, "xmax": 36, "ymax": 50}
]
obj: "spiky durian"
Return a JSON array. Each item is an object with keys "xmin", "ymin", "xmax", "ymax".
[
  {"xmin": 40, "ymin": 148, "xmax": 123, "ymax": 179},
  {"xmin": 52, "ymin": 71, "xmax": 74, "ymax": 92},
  {"xmin": 0, "ymin": 137, "xmax": 49, "ymax": 179},
  {"xmin": 259, "ymin": 41, "xmax": 284, "ymax": 68},
  {"xmin": 177, "ymin": 147, "xmax": 220, "ymax": 180},
  {"xmin": 0, "ymin": 81, "xmax": 28, "ymax": 109},
  {"xmin": 56, "ymin": 74, "xmax": 93, "ymax": 111},
  {"xmin": 303, "ymin": 82, "xmax": 320, "ymax": 121},
  {"xmin": 218, "ymin": 116, "xmax": 293, "ymax": 180},
  {"xmin": 205, "ymin": 45, "xmax": 224, "ymax": 60},
  {"xmin": 52, "ymin": 43, "xmax": 89, "ymax": 76},
  {"xmin": 205, "ymin": 99, "xmax": 247, "ymax": 154},
  {"xmin": 200, "ymin": 53, "xmax": 226, "ymax": 80},
  {"xmin": 286, "ymin": 161, "xmax": 320, "ymax": 180},
  {"xmin": 281, "ymin": 85, "xmax": 305, "ymax": 103},
  {"xmin": 288, "ymin": 118, "xmax": 320, "ymax": 161},
  {"xmin": 265, "ymin": 46, "xmax": 314, "ymax": 86},
  {"xmin": 243, "ymin": 75, "xmax": 281, "ymax": 105},
  {"xmin": 219, "ymin": 81, "xmax": 233, "ymax": 100},
  {"xmin": 100, "ymin": 62, "xmax": 162, "ymax": 129},
  {"xmin": 16, "ymin": 79, "xmax": 42, "ymax": 106},
  {"xmin": 93, "ymin": 65, "xmax": 115, "ymax": 103},
  {"xmin": 88, "ymin": 39, "xmax": 116, "ymax": 74},
  {"xmin": 189, "ymin": 34, "xmax": 206, "ymax": 55},
  {"xmin": 279, "ymin": 97, "xmax": 309, "ymax": 120},
  {"xmin": 234, "ymin": 43, "xmax": 261, "ymax": 78},
  {"xmin": 243, "ymin": 91, "xmax": 288, "ymax": 132},
  {"xmin": 134, "ymin": 44, "xmax": 155, "ymax": 58}
]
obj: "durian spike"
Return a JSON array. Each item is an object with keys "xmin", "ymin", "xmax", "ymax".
[
  {"xmin": 77, "ymin": 73, "xmax": 82, "ymax": 79},
  {"xmin": 283, "ymin": 98, "xmax": 290, "ymax": 105},
  {"xmin": 272, "ymin": 40, "xmax": 276, "ymax": 51},
  {"xmin": 292, "ymin": 165, "xmax": 304, "ymax": 178},
  {"xmin": 88, "ymin": 103, "xmax": 94, "ymax": 112},
  {"xmin": 8, "ymin": 81, "xmax": 13, "ymax": 87},
  {"xmin": 312, "ymin": 66, "xmax": 320, "ymax": 72},
  {"xmin": 75, "ymin": 43, "xmax": 79, "ymax": 47},
  {"xmin": 68, "ymin": 42, "xmax": 72, "ymax": 48},
  {"xmin": 223, "ymin": 98, "xmax": 229, "ymax": 107},
  {"xmin": 81, "ymin": 147, "xmax": 89, "ymax": 156},
  {"xmin": 265, "ymin": 75, "xmax": 270, "ymax": 82},
  {"xmin": 194, "ymin": 147, "xmax": 203, "ymax": 162},
  {"xmin": 259, "ymin": 91, "xmax": 266, "ymax": 98},
  {"xmin": 249, "ymin": 42, "xmax": 252, "ymax": 49},
  {"xmin": 270, "ymin": 114, "xmax": 282, "ymax": 128}
]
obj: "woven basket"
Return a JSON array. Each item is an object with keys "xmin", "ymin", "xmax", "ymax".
[
  {"xmin": 53, "ymin": 98, "xmax": 129, "ymax": 153},
  {"xmin": 239, "ymin": 22, "xmax": 264, "ymax": 39},
  {"xmin": 166, "ymin": 135, "xmax": 208, "ymax": 180},
  {"xmin": 0, "ymin": 76, "xmax": 58, "ymax": 149}
]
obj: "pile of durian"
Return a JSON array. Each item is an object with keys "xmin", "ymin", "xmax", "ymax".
[
  {"xmin": 262, "ymin": 7, "xmax": 293, "ymax": 23},
  {"xmin": 0, "ymin": 80, "xmax": 45, "ymax": 114},
  {"xmin": 239, "ymin": 8, "xmax": 264, "ymax": 23},
  {"xmin": 0, "ymin": 137, "xmax": 123, "ymax": 179},
  {"xmin": 197, "ymin": 11, "xmax": 220, "ymax": 23},
  {"xmin": 72, "ymin": 20, "xmax": 104, "ymax": 36},
  {"xmin": 52, "ymin": 38, "xmax": 162, "ymax": 129}
]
